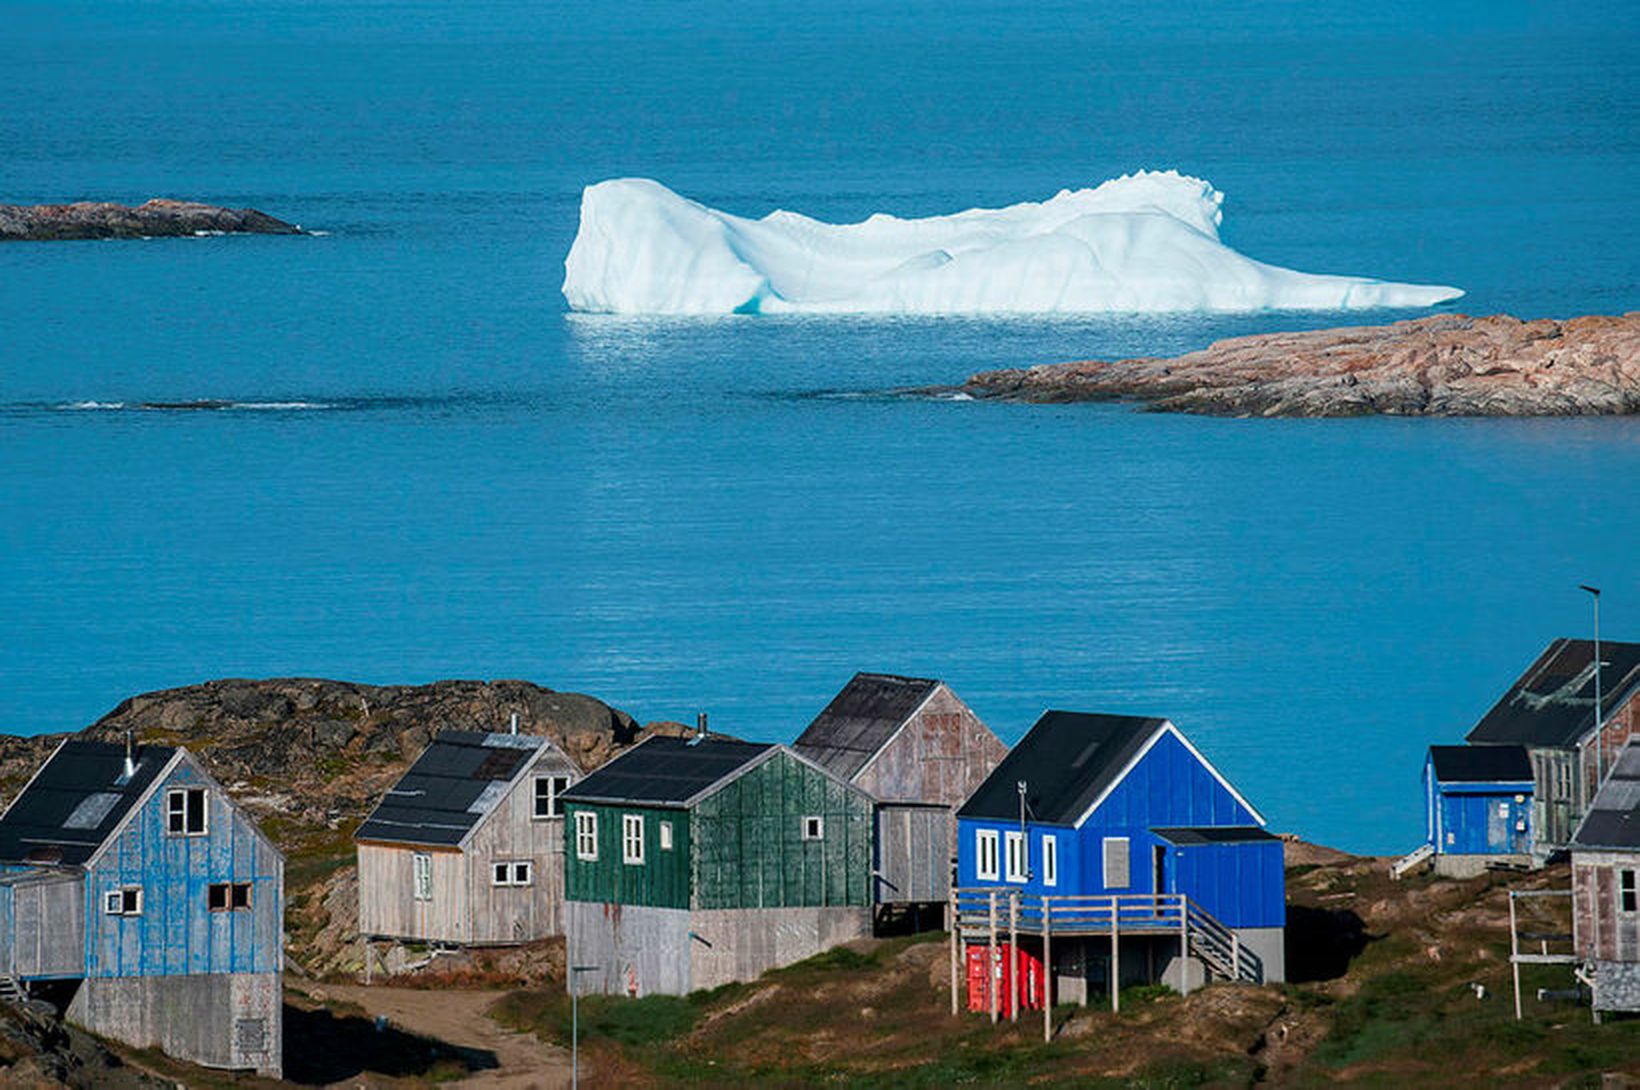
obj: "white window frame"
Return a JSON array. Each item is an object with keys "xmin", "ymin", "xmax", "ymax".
[
  {"xmin": 1102, "ymin": 836, "xmax": 1130, "ymax": 888},
  {"xmin": 166, "ymin": 787, "xmax": 207, "ymax": 836},
  {"xmin": 104, "ymin": 887, "xmax": 143, "ymax": 916},
  {"xmin": 491, "ymin": 860, "xmax": 534, "ymax": 887},
  {"xmin": 575, "ymin": 811, "xmax": 599, "ymax": 861},
  {"xmin": 622, "ymin": 813, "xmax": 645, "ymax": 865},
  {"xmin": 1621, "ymin": 868, "xmax": 1638, "ymax": 914},
  {"xmin": 1004, "ymin": 830, "xmax": 1028, "ymax": 883},
  {"xmin": 413, "ymin": 852, "xmax": 432, "ymax": 901},
  {"xmin": 801, "ymin": 815, "xmax": 824, "ymax": 841},
  {"xmin": 1042, "ymin": 834, "xmax": 1058, "ymax": 887},
  {"xmin": 975, "ymin": 829, "xmax": 999, "ymax": 881},
  {"xmin": 533, "ymin": 775, "xmax": 572, "ymax": 820},
  {"xmin": 659, "ymin": 821, "xmax": 674, "ymax": 851}
]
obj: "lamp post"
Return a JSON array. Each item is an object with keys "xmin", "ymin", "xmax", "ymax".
[
  {"xmin": 1580, "ymin": 584, "xmax": 1603, "ymax": 788},
  {"xmin": 569, "ymin": 964, "xmax": 599, "ymax": 1089}
]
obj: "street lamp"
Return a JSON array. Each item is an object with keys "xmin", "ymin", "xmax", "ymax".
[
  {"xmin": 569, "ymin": 963, "xmax": 600, "ymax": 1089},
  {"xmin": 1580, "ymin": 584, "xmax": 1603, "ymax": 786}
]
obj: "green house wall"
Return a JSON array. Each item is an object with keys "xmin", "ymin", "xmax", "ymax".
[
  {"xmin": 694, "ymin": 751, "xmax": 872, "ymax": 909},
  {"xmin": 562, "ymin": 803, "xmax": 691, "ymax": 909}
]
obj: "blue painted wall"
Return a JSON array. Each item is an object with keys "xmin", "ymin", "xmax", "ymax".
[
  {"xmin": 83, "ymin": 756, "xmax": 283, "ymax": 978},
  {"xmin": 1424, "ymin": 757, "xmax": 1533, "ymax": 856},
  {"xmin": 958, "ymin": 728, "xmax": 1282, "ymax": 928}
]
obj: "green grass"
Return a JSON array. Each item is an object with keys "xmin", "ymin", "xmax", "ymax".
[{"xmin": 491, "ymin": 987, "xmax": 736, "ymax": 1049}]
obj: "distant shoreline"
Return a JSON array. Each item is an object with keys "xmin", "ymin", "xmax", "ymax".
[
  {"xmin": 0, "ymin": 198, "xmax": 301, "ymax": 241},
  {"xmin": 947, "ymin": 313, "xmax": 1640, "ymax": 417}
]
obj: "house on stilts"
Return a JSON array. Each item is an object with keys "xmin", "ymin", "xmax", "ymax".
[
  {"xmin": 354, "ymin": 727, "xmax": 582, "ymax": 973},
  {"xmin": 561, "ymin": 734, "xmax": 875, "ymax": 996},
  {"xmin": 792, "ymin": 672, "xmax": 1005, "ymax": 924},
  {"xmin": 950, "ymin": 711, "xmax": 1284, "ymax": 1028},
  {"xmin": 0, "ymin": 739, "xmax": 284, "ymax": 1077},
  {"xmin": 1569, "ymin": 741, "xmax": 1640, "ymax": 1016}
]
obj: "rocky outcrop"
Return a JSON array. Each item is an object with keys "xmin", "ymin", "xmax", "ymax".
[
  {"xmin": 0, "ymin": 198, "xmax": 301, "ymax": 241},
  {"xmin": 961, "ymin": 313, "xmax": 1640, "ymax": 416}
]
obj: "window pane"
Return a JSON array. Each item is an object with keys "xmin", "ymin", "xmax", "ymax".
[
  {"xmin": 209, "ymin": 883, "xmax": 228, "ymax": 910},
  {"xmin": 232, "ymin": 884, "xmax": 251, "ymax": 909},
  {"xmin": 514, "ymin": 863, "xmax": 530, "ymax": 885}
]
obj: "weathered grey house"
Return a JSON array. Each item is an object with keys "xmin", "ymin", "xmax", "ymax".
[
  {"xmin": 355, "ymin": 729, "xmax": 581, "ymax": 959},
  {"xmin": 1570, "ymin": 742, "xmax": 1640, "ymax": 1016},
  {"xmin": 793, "ymin": 673, "xmax": 1005, "ymax": 912},
  {"xmin": 1465, "ymin": 638, "xmax": 1640, "ymax": 855},
  {"xmin": 562, "ymin": 735, "xmax": 875, "ymax": 996},
  {"xmin": 0, "ymin": 740, "xmax": 283, "ymax": 1077}
]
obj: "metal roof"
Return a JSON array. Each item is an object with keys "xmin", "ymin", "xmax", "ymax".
[
  {"xmin": 957, "ymin": 711, "xmax": 1167, "ymax": 826},
  {"xmin": 1427, "ymin": 744, "xmax": 1534, "ymax": 784},
  {"xmin": 1466, "ymin": 638, "xmax": 1640, "ymax": 748},
  {"xmin": 791, "ymin": 672, "xmax": 940, "ymax": 782},
  {"xmin": 1571, "ymin": 743, "xmax": 1640, "ymax": 851},
  {"xmin": 1152, "ymin": 826, "xmax": 1280, "ymax": 846},
  {"xmin": 560, "ymin": 735, "xmax": 774, "ymax": 807},
  {"xmin": 355, "ymin": 730, "xmax": 546, "ymax": 847},
  {"xmin": 0, "ymin": 741, "xmax": 177, "ymax": 867}
]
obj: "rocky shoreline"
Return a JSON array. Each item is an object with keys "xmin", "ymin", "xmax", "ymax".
[
  {"xmin": 958, "ymin": 313, "xmax": 1640, "ymax": 417},
  {"xmin": 0, "ymin": 198, "xmax": 301, "ymax": 241}
]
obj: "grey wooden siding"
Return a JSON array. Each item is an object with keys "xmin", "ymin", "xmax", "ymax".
[
  {"xmin": 83, "ymin": 755, "xmax": 282, "ymax": 978},
  {"xmin": 0, "ymin": 871, "xmax": 85, "ymax": 978},
  {"xmin": 1574, "ymin": 851, "xmax": 1640, "ymax": 964},
  {"xmin": 874, "ymin": 804, "xmax": 951, "ymax": 904},
  {"xmin": 852, "ymin": 683, "xmax": 1005, "ymax": 806},
  {"xmin": 69, "ymin": 971, "xmax": 282, "ymax": 1077},
  {"xmin": 358, "ymin": 746, "xmax": 576, "ymax": 944}
]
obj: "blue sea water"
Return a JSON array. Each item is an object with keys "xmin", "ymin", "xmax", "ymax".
[{"xmin": 1, "ymin": 1, "xmax": 1637, "ymax": 852}]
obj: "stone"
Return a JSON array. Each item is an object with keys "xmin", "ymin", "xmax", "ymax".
[{"xmin": 0, "ymin": 198, "xmax": 301, "ymax": 241}]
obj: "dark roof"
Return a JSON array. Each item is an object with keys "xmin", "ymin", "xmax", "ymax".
[
  {"xmin": 1467, "ymin": 638, "xmax": 1640, "ymax": 748},
  {"xmin": 1571, "ymin": 744, "xmax": 1640, "ymax": 851},
  {"xmin": 958, "ymin": 711, "xmax": 1166, "ymax": 826},
  {"xmin": 1153, "ymin": 826, "xmax": 1279, "ymax": 846},
  {"xmin": 0, "ymin": 741, "xmax": 178, "ymax": 867},
  {"xmin": 561, "ymin": 735, "xmax": 773, "ymax": 806},
  {"xmin": 791, "ymin": 673, "xmax": 941, "ymax": 781},
  {"xmin": 1428, "ymin": 744, "xmax": 1534, "ymax": 784},
  {"xmin": 355, "ymin": 730, "xmax": 547, "ymax": 847}
]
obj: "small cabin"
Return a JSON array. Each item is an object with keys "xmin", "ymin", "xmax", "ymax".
[
  {"xmin": 355, "ymin": 729, "xmax": 581, "ymax": 962},
  {"xmin": 793, "ymin": 672, "xmax": 1005, "ymax": 914},
  {"xmin": 1465, "ymin": 638, "xmax": 1640, "ymax": 854},
  {"xmin": 1570, "ymin": 742, "xmax": 1640, "ymax": 1016},
  {"xmin": 561, "ymin": 735, "xmax": 875, "ymax": 996},
  {"xmin": 955, "ymin": 711, "xmax": 1284, "ymax": 1003},
  {"xmin": 1423, "ymin": 744, "xmax": 1534, "ymax": 876},
  {"xmin": 0, "ymin": 740, "xmax": 283, "ymax": 1077}
]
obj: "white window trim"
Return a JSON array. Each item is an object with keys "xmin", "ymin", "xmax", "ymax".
[
  {"xmin": 1102, "ymin": 836, "xmax": 1130, "ymax": 889},
  {"xmin": 622, "ymin": 813, "xmax": 645, "ymax": 865},
  {"xmin": 1004, "ymin": 830, "xmax": 1028, "ymax": 883},
  {"xmin": 166, "ymin": 787, "xmax": 208, "ymax": 837},
  {"xmin": 413, "ymin": 852, "xmax": 432, "ymax": 901},
  {"xmin": 1042, "ymin": 834, "xmax": 1058, "ymax": 887},
  {"xmin": 533, "ymin": 775, "xmax": 572, "ymax": 820},
  {"xmin": 575, "ymin": 811, "xmax": 599, "ymax": 861},
  {"xmin": 1620, "ymin": 868, "xmax": 1638, "ymax": 914},
  {"xmin": 104, "ymin": 887, "xmax": 143, "ymax": 916},
  {"xmin": 976, "ymin": 829, "xmax": 999, "ymax": 881},
  {"xmin": 492, "ymin": 860, "xmax": 534, "ymax": 887},
  {"xmin": 659, "ymin": 821, "xmax": 674, "ymax": 851},
  {"xmin": 801, "ymin": 815, "xmax": 825, "ymax": 841}
]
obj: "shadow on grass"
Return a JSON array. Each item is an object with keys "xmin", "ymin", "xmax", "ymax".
[
  {"xmin": 282, "ymin": 1001, "xmax": 494, "ymax": 1084},
  {"xmin": 1285, "ymin": 904, "xmax": 1372, "ymax": 983}
]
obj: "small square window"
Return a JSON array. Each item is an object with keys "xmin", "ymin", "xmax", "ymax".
[
  {"xmin": 534, "ymin": 775, "xmax": 573, "ymax": 819},
  {"xmin": 209, "ymin": 882, "xmax": 251, "ymax": 911},
  {"xmin": 105, "ymin": 888, "xmax": 142, "ymax": 915},
  {"xmin": 167, "ymin": 788, "xmax": 206, "ymax": 836},
  {"xmin": 801, "ymin": 816, "xmax": 824, "ymax": 841},
  {"xmin": 493, "ymin": 862, "xmax": 510, "ymax": 886},
  {"xmin": 659, "ymin": 821, "xmax": 674, "ymax": 851},
  {"xmin": 512, "ymin": 862, "xmax": 531, "ymax": 886},
  {"xmin": 231, "ymin": 883, "xmax": 251, "ymax": 910}
]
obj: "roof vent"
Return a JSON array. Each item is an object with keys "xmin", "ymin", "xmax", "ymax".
[
  {"xmin": 688, "ymin": 712, "xmax": 708, "ymax": 746},
  {"xmin": 510, "ymin": 712, "xmax": 519, "ymax": 736},
  {"xmin": 118, "ymin": 730, "xmax": 136, "ymax": 784}
]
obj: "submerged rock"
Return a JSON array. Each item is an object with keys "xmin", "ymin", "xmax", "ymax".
[
  {"xmin": 0, "ymin": 198, "xmax": 301, "ymax": 241},
  {"xmin": 962, "ymin": 313, "xmax": 1640, "ymax": 417}
]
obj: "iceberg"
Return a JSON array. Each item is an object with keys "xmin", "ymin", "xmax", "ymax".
[{"xmin": 562, "ymin": 173, "xmax": 1462, "ymax": 316}]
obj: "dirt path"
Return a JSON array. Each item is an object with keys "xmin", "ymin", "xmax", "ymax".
[{"xmin": 303, "ymin": 983, "xmax": 574, "ymax": 1089}]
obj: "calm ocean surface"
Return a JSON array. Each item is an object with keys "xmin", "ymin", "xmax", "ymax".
[{"xmin": 2, "ymin": 1, "xmax": 1637, "ymax": 852}]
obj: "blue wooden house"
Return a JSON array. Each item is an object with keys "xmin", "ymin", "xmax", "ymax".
[
  {"xmin": 953, "ymin": 711, "xmax": 1284, "ymax": 1007},
  {"xmin": 0, "ymin": 740, "xmax": 283, "ymax": 1077},
  {"xmin": 1422, "ymin": 744, "xmax": 1533, "ymax": 876}
]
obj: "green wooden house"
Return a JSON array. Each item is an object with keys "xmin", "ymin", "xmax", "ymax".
[{"xmin": 561, "ymin": 734, "xmax": 874, "ymax": 996}]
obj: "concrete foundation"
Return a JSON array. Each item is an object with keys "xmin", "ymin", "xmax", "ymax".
[
  {"xmin": 1592, "ymin": 959, "xmax": 1640, "ymax": 1013},
  {"xmin": 565, "ymin": 901, "xmax": 871, "ymax": 996},
  {"xmin": 67, "ymin": 972, "xmax": 281, "ymax": 1077},
  {"xmin": 1433, "ymin": 853, "xmax": 1532, "ymax": 879},
  {"xmin": 1236, "ymin": 925, "xmax": 1286, "ymax": 984}
]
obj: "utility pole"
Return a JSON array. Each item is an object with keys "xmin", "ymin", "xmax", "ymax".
[
  {"xmin": 1580, "ymin": 585, "xmax": 1604, "ymax": 787},
  {"xmin": 569, "ymin": 964, "xmax": 599, "ymax": 1088}
]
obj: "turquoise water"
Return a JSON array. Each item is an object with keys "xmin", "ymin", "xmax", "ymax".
[{"xmin": 2, "ymin": 1, "xmax": 1637, "ymax": 852}]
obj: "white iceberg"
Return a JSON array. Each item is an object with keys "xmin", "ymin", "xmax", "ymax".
[{"xmin": 561, "ymin": 173, "xmax": 1462, "ymax": 316}]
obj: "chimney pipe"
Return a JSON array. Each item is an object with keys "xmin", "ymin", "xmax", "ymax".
[
  {"xmin": 123, "ymin": 730, "xmax": 136, "ymax": 780},
  {"xmin": 696, "ymin": 712, "xmax": 708, "ymax": 738},
  {"xmin": 510, "ymin": 712, "xmax": 519, "ymax": 736}
]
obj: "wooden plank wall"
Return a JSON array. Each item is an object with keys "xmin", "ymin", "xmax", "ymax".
[
  {"xmin": 357, "ymin": 842, "xmax": 466, "ymax": 942},
  {"xmin": 462, "ymin": 746, "xmax": 580, "ymax": 942},
  {"xmin": 874, "ymin": 805, "xmax": 950, "ymax": 904},
  {"xmin": 562, "ymin": 803, "xmax": 692, "ymax": 910},
  {"xmin": 6, "ymin": 874, "xmax": 86, "ymax": 977},
  {"xmin": 84, "ymin": 756, "xmax": 282, "ymax": 978},
  {"xmin": 854, "ymin": 684, "xmax": 1005, "ymax": 806},
  {"xmin": 1574, "ymin": 851, "xmax": 1640, "ymax": 964}
]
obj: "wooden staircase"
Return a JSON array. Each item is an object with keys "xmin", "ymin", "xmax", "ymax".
[
  {"xmin": 1390, "ymin": 842, "xmax": 1435, "ymax": 879},
  {"xmin": 0, "ymin": 977, "xmax": 27, "ymax": 1004}
]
